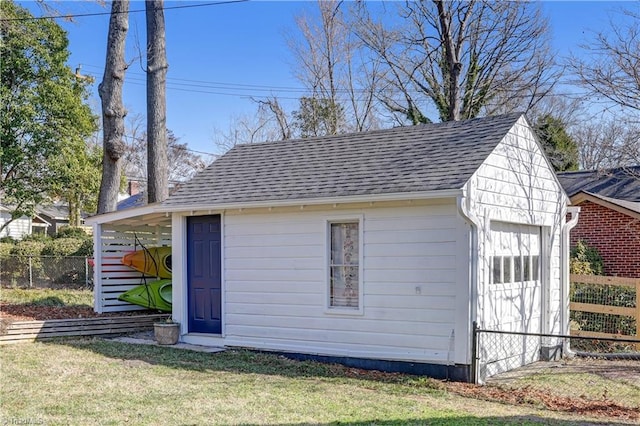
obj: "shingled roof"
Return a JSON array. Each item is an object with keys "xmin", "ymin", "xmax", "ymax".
[
  {"xmin": 557, "ymin": 166, "xmax": 640, "ymax": 202},
  {"xmin": 163, "ymin": 113, "xmax": 524, "ymax": 207}
]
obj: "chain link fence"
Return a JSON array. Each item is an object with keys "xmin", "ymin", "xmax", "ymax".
[
  {"xmin": 473, "ymin": 327, "xmax": 640, "ymax": 411},
  {"xmin": 0, "ymin": 255, "xmax": 94, "ymax": 289}
]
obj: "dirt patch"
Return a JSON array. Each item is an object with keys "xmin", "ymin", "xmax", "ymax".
[
  {"xmin": 322, "ymin": 363, "xmax": 639, "ymax": 421},
  {"xmin": 446, "ymin": 381, "xmax": 640, "ymax": 421},
  {"xmin": 0, "ymin": 303, "xmax": 155, "ymax": 323}
]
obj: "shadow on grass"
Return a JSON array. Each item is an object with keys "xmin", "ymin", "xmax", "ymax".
[
  {"xmin": 42, "ymin": 338, "xmax": 633, "ymax": 425},
  {"xmin": 50, "ymin": 337, "xmax": 443, "ymax": 387}
]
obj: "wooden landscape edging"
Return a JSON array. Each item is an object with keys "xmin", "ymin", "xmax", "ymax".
[{"xmin": 0, "ymin": 314, "xmax": 168, "ymax": 345}]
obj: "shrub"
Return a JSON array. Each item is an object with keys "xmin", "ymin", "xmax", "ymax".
[
  {"xmin": 42, "ymin": 238, "xmax": 90, "ymax": 285},
  {"xmin": 10, "ymin": 240, "xmax": 46, "ymax": 257},
  {"xmin": 8, "ymin": 240, "xmax": 47, "ymax": 281},
  {"xmin": 74, "ymin": 238, "xmax": 93, "ymax": 257},
  {"xmin": 20, "ymin": 233, "xmax": 50, "ymax": 243},
  {"xmin": 568, "ymin": 241, "xmax": 635, "ymax": 339},
  {"xmin": 42, "ymin": 238, "xmax": 86, "ymax": 257},
  {"xmin": 55, "ymin": 226, "xmax": 90, "ymax": 239},
  {"xmin": 0, "ymin": 236, "xmax": 15, "ymax": 244},
  {"xmin": 570, "ymin": 240, "xmax": 604, "ymax": 275},
  {"xmin": 0, "ymin": 242, "xmax": 14, "ymax": 257}
]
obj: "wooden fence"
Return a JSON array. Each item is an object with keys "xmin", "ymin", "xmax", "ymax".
[
  {"xmin": 0, "ymin": 314, "xmax": 168, "ymax": 345},
  {"xmin": 570, "ymin": 274, "xmax": 640, "ymax": 342}
]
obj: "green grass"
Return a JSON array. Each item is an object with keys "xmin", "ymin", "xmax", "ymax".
[
  {"xmin": 0, "ymin": 288, "xmax": 93, "ymax": 307},
  {"xmin": 0, "ymin": 339, "xmax": 608, "ymax": 426}
]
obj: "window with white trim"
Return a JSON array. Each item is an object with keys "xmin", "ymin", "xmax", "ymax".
[{"xmin": 329, "ymin": 221, "xmax": 360, "ymax": 309}]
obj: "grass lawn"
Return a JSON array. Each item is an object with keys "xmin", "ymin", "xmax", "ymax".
[
  {"xmin": 0, "ymin": 339, "xmax": 621, "ymax": 426},
  {"xmin": 0, "ymin": 287, "xmax": 93, "ymax": 307}
]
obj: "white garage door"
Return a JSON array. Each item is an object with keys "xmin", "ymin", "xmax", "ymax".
[
  {"xmin": 487, "ymin": 222, "xmax": 542, "ymax": 333},
  {"xmin": 482, "ymin": 222, "xmax": 543, "ymax": 378}
]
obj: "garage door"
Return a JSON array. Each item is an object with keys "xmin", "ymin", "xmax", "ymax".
[
  {"xmin": 487, "ymin": 222, "xmax": 542, "ymax": 332},
  {"xmin": 482, "ymin": 222, "xmax": 543, "ymax": 378}
]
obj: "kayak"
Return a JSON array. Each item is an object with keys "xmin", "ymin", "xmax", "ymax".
[
  {"xmin": 122, "ymin": 246, "xmax": 172, "ymax": 278},
  {"xmin": 118, "ymin": 279, "xmax": 172, "ymax": 312}
]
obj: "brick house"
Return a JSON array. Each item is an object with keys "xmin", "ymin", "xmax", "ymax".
[{"xmin": 558, "ymin": 167, "xmax": 640, "ymax": 278}]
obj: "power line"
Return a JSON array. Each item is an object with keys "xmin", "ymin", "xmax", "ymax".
[
  {"xmin": 81, "ymin": 64, "xmax": 315, "ymax": 93},
  {"xmin": 0, "ymin": 0, "xmax": 249, "ymax": 22},
  {"xmin": 79, "ymin": 66, "xmax": 597, "ymax": 100}
]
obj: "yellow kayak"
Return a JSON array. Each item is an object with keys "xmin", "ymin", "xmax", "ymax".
[{"xmin": 122, "ymin": 246, "xmax": 172, "ymax": 278}]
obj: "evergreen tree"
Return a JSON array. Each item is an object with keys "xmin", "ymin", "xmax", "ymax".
[{"xmin": 534, "ymin": 115, "xmax": 579, "ymax": 172}]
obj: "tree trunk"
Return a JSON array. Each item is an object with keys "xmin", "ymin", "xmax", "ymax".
[
  {"xmin": 69, "ymin": 198, "xmax": 79, "ymax": 227},
  {"xmin": 146, "ymin": 0, "xmax": 169, "ymax": 203},
  {"xmin": 97, "ymin": 0, "xmax": 129, "ymax": 214},
  {"xmin": 435, "ymin": 0, "xmax": 461, "ymax": 121}
]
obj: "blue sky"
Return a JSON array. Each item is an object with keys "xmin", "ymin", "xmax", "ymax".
[{"xmin": 15, "ymin": 1, "xmax": 639, "ymax": 156}]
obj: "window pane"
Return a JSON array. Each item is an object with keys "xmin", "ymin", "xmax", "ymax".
[
  {"xmin": 330, "ymin": 222, "xmax": 359, "ymax": 308},
  {"xmin": 503, "ymin": 256, "xmax": 512, "ymax": 283},
  {"xmin": 532, "ymin": 255, "xmax": 540, "ymax": 281},
  {"xmin": 330, "ymin": 266, "xmax": 359, "ymax": 307},
  {"xmin": 514, "ymin": 256, "xmax": 522, "ymax": 282},
  {"xmin": 523, "ymin": 255, "xmax": 531, "ymax": 281},
  {"xmin": 331, "ymin": 223, "xmax": 358, "ymax": 265},
  {"xmin": 492, "ymin": 256, "xmax": 502, "ymax": 284}
]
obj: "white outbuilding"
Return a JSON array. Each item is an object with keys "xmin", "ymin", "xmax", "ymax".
[{"xmin": 87, "ymin": 113, "xmax": 577, "ymax": 382}]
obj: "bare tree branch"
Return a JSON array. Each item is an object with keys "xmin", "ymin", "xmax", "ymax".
[
  {"xmin": 568, "ymin": 9, "xmax": 640, "ymax": 115},
  {"xmin": 353, "ymin": 1, "xmax": 559, "ymax": 122}
]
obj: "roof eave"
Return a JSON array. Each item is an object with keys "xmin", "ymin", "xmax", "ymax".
[
  {"xmin": 571, "ymin": 191, "xmax": 640, "ymax": 219},
  {"xmin": 161, "ymin": 189, "xmax": 463, "ymax": 213},
  {"xmin": 84, "ymin": 204, "xmax": 163, "ymax": 225}
]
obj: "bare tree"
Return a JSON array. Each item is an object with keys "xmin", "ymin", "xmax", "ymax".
[
  {"xmin": 287, "ymin": 0, "xmax": 383, "ymax": 133},
  {"xmin": 255, "ymin": 97, "xmax": 292, "ymax": 141},
  {"xmin": 353, "ymin": 0, "xmax": 559, "ymax": 123},
  {"xmin": 212, "ymin": 104, "xmax": 287, "ymax": 153},
  {"xmin": 572, "ymin": 119, "xmax": 640, "ymax": 170},
  {"xmin": 122, "ymin": 119, "xmax": 207, "ymax": 187},
  {"xmin": 569, "ymin": 8, "xmax": 640, "ymax": 114},
  {"xmin": 97, "ymin": 0, "xmax": 129, "ymax": 214},
  {"xmin": 146, "ymin": 0, "xmax": 169, "ymax": 203}
]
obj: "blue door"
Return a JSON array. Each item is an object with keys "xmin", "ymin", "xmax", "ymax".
[{"xmin": 187, "ymin": 215, "xmax": 222, "ymax": 334}]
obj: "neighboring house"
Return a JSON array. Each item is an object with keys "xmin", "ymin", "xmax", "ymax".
[
  {"xmin": 87, "ymin": 113, "xmax": 576, "ymax": 382},
  {"xmin": 117, "ymin": 193, "xmax": 146, "ymax": 211},
  {"xmin": 36, "ymin": 203, "xmax": 76, "ymax": 237},
  {"xmin": 558, "ymin": 166, "xmax": 640, "ymax": 201},
  {"xmin": 0, "ymin": 203, "xmax": 91, "ymax": 239},
  {"xmin": 558, "ymin": 167, "xmax": 640, "ymax": 278},
  {"xmin": 0, "ymin": 205, "xmax": 51, "ymax": 239}
]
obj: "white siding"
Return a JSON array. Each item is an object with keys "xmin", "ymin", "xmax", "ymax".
[
  {"xmin": 215, "ymin": 201, "xmax": 461, "ymax": 364},
  {"xmin": 468, "ymin": 117, "xmax": 567, "ymax": 378},
  {"xmin": 0, "ymin": 212, "xmax": 31, "ymax": 240}
]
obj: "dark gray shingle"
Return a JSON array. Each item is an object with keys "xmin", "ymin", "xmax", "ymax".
[
  {"xmin": 557, "ymin": 166, "xmax": 640, "ymax": 201},
  {"xmin": 163, "ymin": 113, "xmax": 523, "ymax": 207}
]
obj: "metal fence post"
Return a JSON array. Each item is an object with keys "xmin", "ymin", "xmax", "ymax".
[
  {"xmin": 85, "ymin": 256, "xmax": 89, "ymax": 288},
  {"xmin": 471, "ymin": 321, "xmax": 478, "ymax": 384},
  {"xmin": 28, "ymin": 255, "xmax": 33, "ymax": 287}
]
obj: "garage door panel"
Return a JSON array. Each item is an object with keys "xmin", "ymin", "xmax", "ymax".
[{"xmin": 483, "ymin": 221, "xmax": 543, "ymax": 377}]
